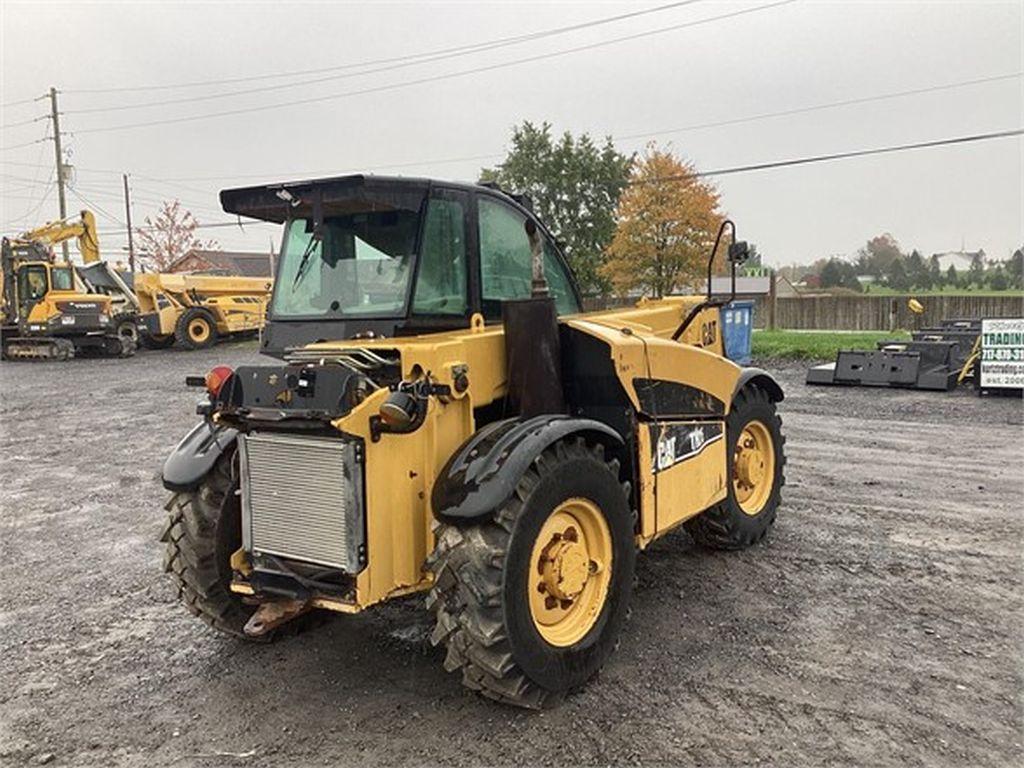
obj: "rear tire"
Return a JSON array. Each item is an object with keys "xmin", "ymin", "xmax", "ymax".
[
  {"xmin": 685, "ymin": 386, "xmax": 785, "ymax": 549},
  {"xmin": 161, "ymin": 450, "xmax": 261, "ymax": 639},
  {"xmin": 427, "ymin": 438, "xmax": 635, "ymax": 709},
  {"xmin": 175, "ymin": 307, "xmax": 218, "ymax": 350},
  {"xmin": 140, "ymin": 332, "xmax": 176, "ymax": 350},
  {"xmin": 111, "ymin": 312, "xmax": 139, "ymax": 346},
  {"xmin": 122, "ymin": 335, "xmax": 137, "ymax": 357}
]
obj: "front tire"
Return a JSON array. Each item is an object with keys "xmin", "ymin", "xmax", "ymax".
[
  {"xmin": 427, "ymin": 438, "xmax": 635, "ymax": 708},
  {"xmin": 685, "ymin": 386, "xmax": 785, "ymax": 549},
  {"xmin": 175, "ymin": 307, "xmax": 218, "ymax": 350}
]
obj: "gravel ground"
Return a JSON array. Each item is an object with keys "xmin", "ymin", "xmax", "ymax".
[{"xmin": 1, "ymin": 342, "xmax": 1021, "ymax": 767}]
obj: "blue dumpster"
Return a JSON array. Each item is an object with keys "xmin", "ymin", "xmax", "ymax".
[{"xmin": 721, "ymin": 300, "xmax": 754, "ymax": 364}]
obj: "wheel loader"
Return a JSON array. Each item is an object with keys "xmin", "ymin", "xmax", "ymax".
[
  {"xmin": 161, "ymin": 175, "xmax": 785, "ymax": 708},
  {"xmin": 1, "ymin": 211, "xmax": 136, "ymax": 360}
]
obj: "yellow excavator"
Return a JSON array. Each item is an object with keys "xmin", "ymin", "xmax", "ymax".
[{"xmin": 1, "ymin": 211, "xmax": 136, "ymax": 360}]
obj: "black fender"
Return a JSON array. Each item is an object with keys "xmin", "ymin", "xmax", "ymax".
[
  {"xmin": 431, "ymin": 415, "xmax": 624, "ymax": 523},
  {"xmin": 162, "ymin": 420, "xmax": 239, "ymax": 492},
  {"xmin": 733, "ymin": 367, "xmax": 785, "ymax": 403}
]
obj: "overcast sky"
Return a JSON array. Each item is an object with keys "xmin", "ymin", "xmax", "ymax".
[{"xmin": 1, "ymin": 0, "xmax": 1021, "ymax": 268}]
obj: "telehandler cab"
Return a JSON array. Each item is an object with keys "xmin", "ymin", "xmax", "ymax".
[{"xmin": 161, "ymin": 175, "xmax": 785, "ymax": 708}]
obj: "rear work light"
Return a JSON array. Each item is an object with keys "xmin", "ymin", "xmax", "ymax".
[{"xmin": 204, "ymin": 365, "xmax": 234, "ymax": 397}]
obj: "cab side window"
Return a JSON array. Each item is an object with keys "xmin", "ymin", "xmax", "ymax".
[
  {"xmin": 413, "ymin": 196, "xmax": 468, "ymax": 315},
  {"xmin": 477, "ymin": 196, "xmax": 579, "ymax": 318}
]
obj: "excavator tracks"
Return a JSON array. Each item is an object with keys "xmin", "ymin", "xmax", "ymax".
[
  {"xmin": 2, "ymin": 336, "xmax": 76, "ymax": 361},
  {"xmin": 1, "ymin": 334, "xmax": 135, "ymax": 361}
]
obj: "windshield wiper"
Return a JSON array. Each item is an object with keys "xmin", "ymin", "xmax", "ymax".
[{"xmin": 291, "ymin": 235, "xmax": 321, "ymax": 289}]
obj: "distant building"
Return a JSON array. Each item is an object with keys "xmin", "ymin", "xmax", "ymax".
[
  {"xmin": 168, "ymin": 249, "xmax": 273, "ymax": 277},
  {"xmin": 701, "ymin": 274, "xmax": 800, "ymax": 299},
  {"xmin": 932, "ymin": 250, "xmax": 985, "ymax": 273}
]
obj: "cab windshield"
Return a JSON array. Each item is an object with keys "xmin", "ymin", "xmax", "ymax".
[
  {"xmin": 272, "ymin": 201, "xmax": 423, "ymax": 319},
  {"xmin": 51, "ymin": 266, "xmax": 74, "ymax": 290}
]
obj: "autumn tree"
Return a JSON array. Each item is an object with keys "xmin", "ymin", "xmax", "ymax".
[
  {"xmin": 135, "ymin": 200, "xmax": 219, "ymax": 271},
  {"xmin": 601, "ymin": 146, "xmax": 722, "ymax": 298},
  {"xmin": 480, "ymin": 121, "xmax": 632, "ymax": 295},
  {"xmin": 856, "ymin": 233, "xmax": 902, "ymax": 277}
]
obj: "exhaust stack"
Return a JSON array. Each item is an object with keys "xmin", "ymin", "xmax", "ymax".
[{"xmin": 501, "ymin": 219, "xmax": 565, "ymax": 417}]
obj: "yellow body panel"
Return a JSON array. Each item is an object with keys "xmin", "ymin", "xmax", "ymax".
[
  {"xmin": 649, "ymin": 421, "xmax": 728, "ymax": 536},
  {"xmin": 19, "ymin": 264, "xmax": 112, "ymax": 325},
  {"xmin": 264, "ymin": 297, "xmax": 741, "ymax": 608},
  {"xmin": 333, "ymin": 390, "xmax": 473, "ymax": 606},
  {"xmin": 323, "ymin": 325, "xmax": 504, "ymax": 607},
  {"xmin": 230, "ymin": 296, "xmax": 745, "ymax": 609}
]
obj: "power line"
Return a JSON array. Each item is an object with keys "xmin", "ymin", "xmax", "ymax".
[
  {"xmin": 63, "ymin": 1, "xmax": 707, "ymax": 95},
  {"xmin": 614, "ymin": 71, "xmax": 1024, "ymax": 142},
  {"xmin": 69, "ymin": 0, "xmax": 797, "ymax": 134},
  {"xmin": 67, "ymin": 186, "xmax": 125, "ymax": 227},
  {"xmin": 0, "ymin": 136, "xmax": 49, "ymax": 152},
  {"xmin": 8, "ymin": 129, "xmax": 1019, "ymax": 234},
  {"xmin": 76, "ymin": 69, "xmax": 1018, "ymax": 185},
  {"xmin": 98, "ymin": 220, "xmax": 277, "ymax": 236},
  {"xmin": 643, "ymin": 128, "xmax": 1024, "ymax": 182},
  {"xmin": 0, "ymin": 93, "xmax": 46, "ymax": 109},
  {"xmin": 0, "ymin": 114, "xmax": 49, "ymax": 131}
]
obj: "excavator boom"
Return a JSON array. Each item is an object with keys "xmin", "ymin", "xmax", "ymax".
[{"xmin": 19, "ymin": 210, "xmax": 101, "ymax": 264}]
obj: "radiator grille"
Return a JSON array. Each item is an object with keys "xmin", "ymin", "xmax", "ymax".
[{"xmin": 239, "ymin": 432, "xmax": 364, "ymax": 572}]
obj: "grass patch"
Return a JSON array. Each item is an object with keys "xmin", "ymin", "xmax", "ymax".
[{"xmin": 752, "ymin": 329, "xmax": 911, "ymax": 360}]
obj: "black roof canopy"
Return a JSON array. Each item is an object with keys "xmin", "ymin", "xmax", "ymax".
[
  {"xmin": 219, "ymin": 175, "xmax": 488, "ymax": 224},
  {"xmin": 219, "ymin": 174, "xmax": 535, "ymax": 223}
]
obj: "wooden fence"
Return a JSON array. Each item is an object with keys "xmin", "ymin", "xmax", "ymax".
[
  {"xmin": 583, "ymin": 293, "xmax": 1023, "ymax": 331},
  {"xmin": 773, "ymin": 294, "xmax": 1024, "ymax": 330}
]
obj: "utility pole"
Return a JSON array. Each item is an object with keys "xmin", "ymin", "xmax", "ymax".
[
  {"xmin": 49, "ymin": 86, "xmax": 69, "ymax": 261},
  {"xmin": 123, "ymin": 174, "xmax": 136, "ymax": 273}
]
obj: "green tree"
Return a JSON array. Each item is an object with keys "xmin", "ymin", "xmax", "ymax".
[
  {"xmin": 480, "ymin": 121, "xmax": 633, "ymax": 295},
  {"xmin": 989, "ymin": 265, "xmax": 1009, "ymax": 291},
  {"xmin": 928, "ymin": 254, "xmax": 942, "ymax": 287},
  {"xmin": 886, "ymin": 259, "xmax": 910, "ymax": 291},
  {"xmin": 907, "ymin": 249, "xmax": 930, "ymax": 289},
  {"xmin": 946, "ymin": 264, "xmax": 959, "ymax": 288},
  {"xmin": 820, "ymin": 258, "xmax": 842, "ymax": 288},
  {"xmin": 968, "ymin": 252, "xmax": 985, "ymax": 287},
  {"xmin": 1008, "ymin": 248, "xmax": 1023, "ymax": 288},
  {"xmin": 839, "ymin": 263, "xmax": 863, "ymax": 292}
]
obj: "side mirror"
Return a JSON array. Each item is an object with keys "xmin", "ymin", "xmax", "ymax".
[{"xmin": 728, "ymin": 241, "xmax": 750, "ymax": 264}]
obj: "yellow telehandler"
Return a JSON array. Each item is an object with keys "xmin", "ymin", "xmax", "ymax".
[
  {"xmin": 134, "ymin": 272, "xmax": 271, "ymax": 350},
  {"xmin": 161, "ymin": 176, "xmax": 785, "ymax": 708}
]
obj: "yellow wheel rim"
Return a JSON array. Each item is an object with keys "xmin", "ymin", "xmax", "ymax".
[
  {"xmin": 188, "ymin": 318, "xmax": 211, "ymax": 343},
  {"xmin": 527, "ymin": 498, "xmax": 613, "ymax": 647},
  {"xmin": 733, "ymin": 420, "xmax": 775, "ymax": 516}
]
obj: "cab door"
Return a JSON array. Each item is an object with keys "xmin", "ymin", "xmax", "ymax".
[{"xmin": 16, "ymin": 264, "xmax": 49, "ymax": 324}]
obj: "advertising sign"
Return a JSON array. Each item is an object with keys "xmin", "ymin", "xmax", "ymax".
[{"xmin": 980, "ymin": 318, "xmax": 1024, "ymax": 390}]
